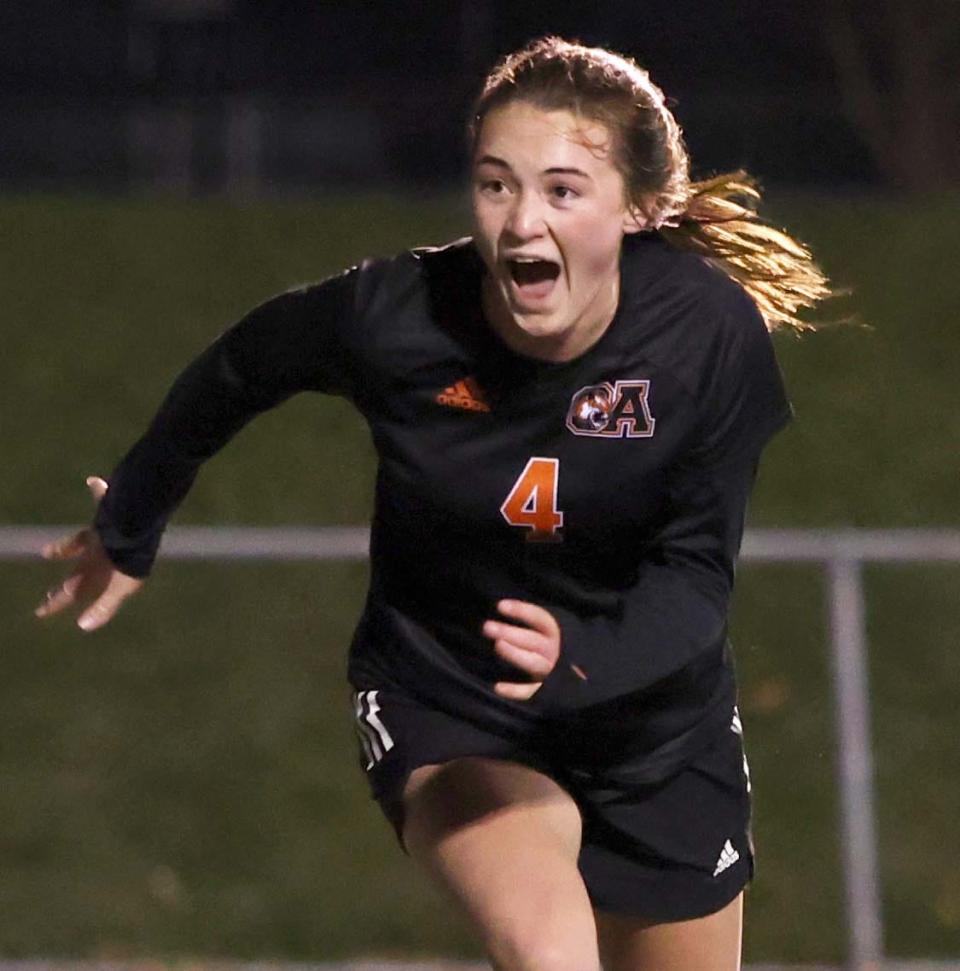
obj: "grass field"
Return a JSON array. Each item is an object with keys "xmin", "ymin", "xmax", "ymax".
[{"xmin": 2, "ymin": 191, "xmax": 959, "ymax": 963}]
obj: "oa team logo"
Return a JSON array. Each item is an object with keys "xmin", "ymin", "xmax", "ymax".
[{"xmin": 566, "ymin": 380, "xmax": 655, "ymax": 438}]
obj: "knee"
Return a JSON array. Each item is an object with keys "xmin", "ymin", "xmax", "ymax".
[{"xmin": 489, "ymin": 930, "xmax": 600, "ymax": 971}]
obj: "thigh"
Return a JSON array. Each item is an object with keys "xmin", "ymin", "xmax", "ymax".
[
  {"xmin": 403, "ymin": 757, "xmax": 601, "ymax": 971},
  {"xmin": 575, "ymin": 714, "xmax": 753, "ymax": 922},
  {"xmin": 596, "ymin": 892, "xmax": 743, "ymax": 971}
]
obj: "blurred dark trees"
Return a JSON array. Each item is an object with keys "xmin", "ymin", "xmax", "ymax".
[
  {"xmin": 823, "ymin": 0, "xmax": 960, "ymax": 192},
  {"xmin": 0, "ymin": 1, "xmax": 958, "ymax": 194}
]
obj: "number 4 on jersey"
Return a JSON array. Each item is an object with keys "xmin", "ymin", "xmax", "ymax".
[{"xmin": 500, "ymin": 457, "xmax": 563, "ymax": 542}]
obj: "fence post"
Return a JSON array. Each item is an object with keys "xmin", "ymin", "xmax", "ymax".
[{"xmin": 827, "ymin": 555, "xmax": 884, "ymax": 970}]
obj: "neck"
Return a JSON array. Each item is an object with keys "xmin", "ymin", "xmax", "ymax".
[{"xmin": 480, "ymin": 275, "xmax": 620, "ymax": 364}]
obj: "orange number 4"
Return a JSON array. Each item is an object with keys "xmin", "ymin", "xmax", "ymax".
[{"xmin": 500, "ymin": 457, "xmax": 564, "ymax": 542}]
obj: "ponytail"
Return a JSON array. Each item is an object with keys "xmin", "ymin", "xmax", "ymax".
[{"xmin": 657, "ymin": 170, "xmax": 835, "ymax": 334}]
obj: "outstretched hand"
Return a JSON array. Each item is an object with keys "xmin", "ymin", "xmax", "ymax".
[
  {"xmin": 34, "ymin": 476, "xmax": 143, "ymax": 631},
  {"xmin": 482, "ymin": 599, "xmax": 561, "ymax": 701}
]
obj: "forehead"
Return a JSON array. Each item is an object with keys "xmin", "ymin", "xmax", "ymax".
[{"xmin": 474, "ymin": 100, "xmax": 616, "ymax": 173}]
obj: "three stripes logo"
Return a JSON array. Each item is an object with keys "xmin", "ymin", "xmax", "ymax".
[
  {"xmin": 353, "ymin": 690, "xmax": 395, "ymax": 771},
  {"xmin": 713, "ymin": 839, "xmax": 741, "ymax": 877},
  {"xmin": 435, "ymin": 376, "xmax": 491, "ymax": 413}
]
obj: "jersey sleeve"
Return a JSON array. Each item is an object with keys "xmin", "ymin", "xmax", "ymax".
[
  {"xmin": 537, "ymin": 288, "xmax": 791, "ymax": 709},
  {"xmin": 94, "ymin": 268, "xmax": 359, "ymax": 578},
  {"xmin": 686, "ymin": 284, "xmax": 792, "ymax": 468},
  {"xmin": 537, "ymin": 451, "xmax": 757, "ymax": 708}
]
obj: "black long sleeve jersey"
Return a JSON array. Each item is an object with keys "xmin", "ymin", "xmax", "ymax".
[{"xmin": 96, "ymin": 233, "xmax": 791, "ymax": 783}]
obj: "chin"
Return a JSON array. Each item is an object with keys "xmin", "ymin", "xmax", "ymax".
[
  {"xmin": 506, "ymin": 293, "xmax": 562, "ymax": 322},
  {"xmin": 507, "ymin": 299, "xmax": 550, "ymax": 323},
  {"xmin": 508, "ymin": 304, "xmax": 553, "ymax": 325},
  {"xmin": 511, "ymin": 311, "xmax": 571, "ymax": 341}
]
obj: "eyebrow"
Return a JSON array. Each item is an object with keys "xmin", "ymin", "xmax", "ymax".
[{"xmin": 475, "ymin": 155, "xmax": 593, "ymax": 180}]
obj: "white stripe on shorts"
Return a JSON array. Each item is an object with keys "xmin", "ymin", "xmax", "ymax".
[
  {"xmin": 353, "ymin": 690, "xmax": 394, "ymax": 770},
  {"xmin": 731, "ymin": 705, "xmax": 751, "ymax": 793}
]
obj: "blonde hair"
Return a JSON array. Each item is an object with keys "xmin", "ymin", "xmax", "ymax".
[{"xmin": 471, "ymin": 37, "xmax": 835, "ymax": 334}]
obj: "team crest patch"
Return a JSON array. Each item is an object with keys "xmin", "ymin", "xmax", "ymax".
[{"xmin": 566, "ymin": 381, "xmax": 655, "ymax": 438}]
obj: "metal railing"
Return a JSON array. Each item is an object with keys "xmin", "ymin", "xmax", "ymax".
[
  {"xmin": 0, "ymin": 962, "xmax": 957, "ymax": 971},
  {"xmin": 6, "ymin": 525, "xmax": 960, "ymax": 971}
]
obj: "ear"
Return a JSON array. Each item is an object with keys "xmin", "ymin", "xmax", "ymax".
[{"xmin": 622, "ymin": 204, "xmax": 649, "ymax": 235}]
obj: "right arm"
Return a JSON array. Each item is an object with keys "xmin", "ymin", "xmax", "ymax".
[{"xmin": 36, "ymin": 269, "xmax": 360, "ymax": 629}]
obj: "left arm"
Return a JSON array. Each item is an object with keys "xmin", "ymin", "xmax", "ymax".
[
  {"xmin": 534, "ymin": 448, "xmax": 763, "ymax": 708},
  {"xmin": 482, "ymin": 456, "xmax": 754, "ymax": 706}
]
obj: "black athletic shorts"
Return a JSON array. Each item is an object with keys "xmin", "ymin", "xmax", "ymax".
[{"xmin": 350, "ymin": 686, "xmax": 754, "ymax": 922}]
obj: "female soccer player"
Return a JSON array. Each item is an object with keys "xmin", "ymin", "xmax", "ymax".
[{"xmin": 37, "ymin": 37, "xmax": 832, "ymax": 971}]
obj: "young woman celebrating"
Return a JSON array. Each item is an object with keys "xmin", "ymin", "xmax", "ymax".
[{"xmin": 37, "ymin": 36, "xmax": 831, "ymax": 971}]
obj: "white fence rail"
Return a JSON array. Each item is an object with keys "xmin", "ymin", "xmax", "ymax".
[{"xmin": 6, "ymin": 526, "xmax": 960, "ymax": 971}]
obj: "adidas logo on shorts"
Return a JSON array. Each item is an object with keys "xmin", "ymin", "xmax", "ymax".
[{"xmin": 713, "ymin": 839, "xmax": 740, "ymax": 877}]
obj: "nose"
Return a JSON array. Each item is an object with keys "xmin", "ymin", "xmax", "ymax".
[{"xmin": 504, "ymin": 190, "xmax": 547, "ymax": 241}]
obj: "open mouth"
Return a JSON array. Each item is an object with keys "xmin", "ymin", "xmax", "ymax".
[{"xmin": 506, "ymin": 258, "xmax": 561, "ymax": 301}]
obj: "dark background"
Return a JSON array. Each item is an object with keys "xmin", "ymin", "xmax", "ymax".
[
  {"xmin": 3, "ymin": 2, "xmax": 960, "ymax": 965},
  {"xmin": 6, "ymin": 0, "xmax": 955, "ymax": 195}
]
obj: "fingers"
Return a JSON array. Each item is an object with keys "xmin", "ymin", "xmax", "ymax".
[
  {"xmin": 482, "ymin": 618, "xmax": 555, "ymax": 678},
  {"xmin": 489, "ymin": 636, "xmax": 555, "ymax": 678},
  {"xmin": 41, "ymin": 528, "xmax": 90, "ymax": 562},
  {"xmin": 77, "ymin": 597, "xmax": 115, "ymax": 632},
  {"xmin": 495, "ymin": 599, "xmax": 560, "ymax": 638},
  {"xmin": 483, "ymin": 600, "xmax": 561, "ymax": 702},
  {"xmin": 36, "ymin": 567, "xmax": 140, "ymax": 630},
  {"xmin": 34, "ymin": 572, "xmax": 83, "ymax": 618},
  {"xmin": 483, "ymin": 599, "xmax": 560, "ymax": 665},
  {"xmin": 482, "ymin": 599, "xmax": 562, "ymax": 700},
  {"xmin": 86, "ymin": 476, "xmax": 108, "ymax": 502},
  {"xmin": 494, "ymin": 680, "xmax": 542, "ymax": 701},
  {"xmin": 482, "ymin": 618, "xmax": 550, "ymax": 655},
  {"xmin": 482, "ymin": 599, "xmax": 560, "ymax": 656},
  {"xmin": 77, "ymin": 573, "xmax": 141, "ymax": 632},
  {"xmin": 38, "ymin": 474, "xmax": 107, "ymax": 561},
  {"xmin": 36, "ymin": 476, "xmax": 134, "ymax": 630}
]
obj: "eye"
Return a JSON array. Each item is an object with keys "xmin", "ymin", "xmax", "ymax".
[
  {"xmin": 477, "ymin": 178, "xmax": 508, "ymax": 195},
  {"xmin": 550, "ymin": 184, "xmax": 579, "ymax": 202}
]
